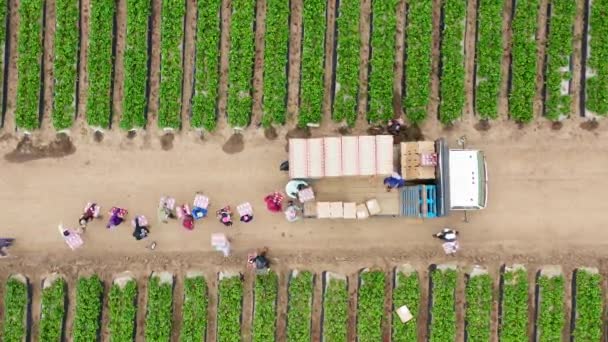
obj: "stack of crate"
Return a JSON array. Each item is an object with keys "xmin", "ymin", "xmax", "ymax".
[{"xmin": 400, "ymin": 141, "xmax": 436, "ymax": 180}]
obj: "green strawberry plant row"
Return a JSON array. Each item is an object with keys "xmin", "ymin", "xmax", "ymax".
[
  {"xmin": 108, "ymin": 280, "xmax": 138, "ymax": 342},
  {"xmin": 227, "ymin": 0, "xmax": 255, "ymax": 128},
  {"xmin": 73, "ymin": 275, "xmax": 104, "ymax": 342},
  {"xmin": 357, "ymin": 270, "xmax": 385, "ymax": 342},
  {"xmin": 404, "ymin": 0, "xmax": 432, "ymax": 124},
  {"xmin": 39, "ymin": 277, "xmax": 67, "ymax": 342},
  {"xmin": 158, "ymin": 0, "xmax": 185, "ymax": 129},
  {"xmin": 428, "ymin": 268, "xmax": 457, "ymax": 342},
  {"xmin": 53, "ymin": 0, "xmax": 79, "ymax": 130},
  {"xmin": 191, "ymin": 0, "xmax": 221, "ymax": 131},
  {"xmin": 536, "ymin": 274, "xmax": 564, "ymax": 342},
  {"xmin": 334, "ymin": 0, "xmax": 361, "ymax": 125},
  {"xmin": 87, "ymin": 0, "xmax": 116, "ymax": 128},
  {"xmin": 475, "ymin": 0, "xmax": 503, "ymax": 120},
  {"xmin": 299, "ymin": 0, "xmax": 327, "ymax": 127},
  {"xmin": 572, "ymin": 269, "xmax": 602, "ymax": 341},
  {"xmin": 2, "ymin": 277, "xmax": 29, "ymax": 342},
  {"xmin": 261, "ymin": 0, "xmax": 289, "ymax": 127},
  {"xmin": 179, "ymin": 276, "xmax": 208, "ymax": 342},
  {"xmin": 145, "ymin": 275, "xmax": 174, "ymax": 342},
  {"xmin": 217, "ymin": 274, "xmax": 243, "ymax": 342},
  {"xmin": 322, "ymin": 275, "xmax": 348, "ymax": 342},
  {"xmin": 585, "ymin": 0, "xmax": 608, "ymax": 116},
  {"xmin": 499, "ymin": 267, "xmax": 529, "ymax": 342},
  {"xmin": 509, "ymin": 0, "xmax": 539, "ymax": 123},
  {"xmin": 121, "ymin": 0, "xmax": 151, "ymax": 130},
  {"xmin": 286, "ymin": 271, "xmax": 314, "ymax": 342},
  {"xmin": 392, "ymin": 271, "xmax": 419, "ymax": 342},
  {"xmin": 439, "ymin": 0, "xmax": 466, "ymax": 124},
  {"xmin": 253, "ymin": 271, "xmax": 278, "ymax": 341},
  {"xmin": 15, "ymin": 0, "xmax": 43, "ymax": 130},
  {"xmin": 465, "ymin": 273, "xmax": 492, "ymax": 342}
]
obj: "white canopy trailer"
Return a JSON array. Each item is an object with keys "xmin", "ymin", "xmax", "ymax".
[{"xmin": 447, "ymin": 150, "xmax": 488, "ymax": 210}]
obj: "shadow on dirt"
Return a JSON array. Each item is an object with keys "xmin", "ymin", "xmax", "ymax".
[
  {"xmin": 160, "ymin": 133, "xmax": 174, "ymax": 151},
  {"xmin": 222, "ymin": 133, "xmax": 244, "ymax": 154},
  {"xmin": 4, "ymin": 133, "xmax": 76, "ymax": 163}
]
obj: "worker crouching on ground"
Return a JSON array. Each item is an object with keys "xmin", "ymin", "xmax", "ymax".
[
  {"xmin": 383, "ymin": 173, "xmax": 406, "ymax": 192},
  {"xmin": 248, "ymin": 247, "xmax": 270, "ymax": 274},
  {"xmin": 216, "ymin": 206, "xmax": 233, "ymax": 227},
  {"xmin": 433, "ymin": 228, "xmax": 460, "ymax": 256},
  {"xmin": 79, "ymin": 203, "xmax": 101, "ymax": 231},
  {"xmin": 132, "ymin": 216, "xmax": 150, "ymax": 240},
  {"xmin": 106, "ymin": 207, "xmax": 128, "ymax": 229},
  {"xmin": 0, "ymin": 238, "xmax": 15, "ymax": 257}
]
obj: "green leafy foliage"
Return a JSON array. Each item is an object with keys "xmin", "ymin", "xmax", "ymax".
[
  {"xmin": 87, "ymin": 0, "xmax": 115, "ymax": 128},
  {"xmin": 286, "ymin": 271, "xmax": 314, "ymax": 341},
  {"xmin": 475, "ymin": 0, "xmax": 502, "ymax": 119},
  {"xmin": 404, "ymin": 0, "xmax": 432, "ymax": 123},
  {"xmin": 261, "ymin": 0, "xmax": 289, "ymax": 127},
  {"xmin": 73, "ymin": 275, "xmax": 103, "ymax": 342},
  {"xmin": 53, "ymin": 0, "xmax": 79, "ymax": 130},
  {"xmin": 39, "ymin": 278, "xmax": 67, "ymax": 342},
  {"xmin": 145, "ymin": 276, "xmax": 173, "ymax": 342},
  {"xmin": 15, "ymin": 0, "xmax": 43, "ymax": 130},
  {"xmin": 509, "ymin": 0, "xmax": 539, "ymax": 123},
  {"xmin": 299, "ymin": 0, "xmax": 326, "ymax": 126},
  {"xmin": 544, "ymin": 0, "xmax": 575, "ymax": 120},
  {"xmin": 191, "ymin": 0, "xmax": 221, "ymax": 130},
  {"xmin": 465, "ymin": 274, "xmax": 492, "ymax": 342},
  {"xmin": 439, "ymin": 0, "xmax": 466, "ymax": 124},
  {"xmin": 179, "ymin": 276, "xmax": 208, "ymax": 342},
  {"xmin": 217, "ymin": 275, "xmax": 243, "ymax": 342},
  {"xmin": 537, "ymin": 275, "xmax": 564, "ymax": 342},
  {"xmin": 392, "ymin": 271, "xmax": 419, "ymax": 342},
  {"xmin": 108, "ymin": 280, "xmax": 138, "ymax": 342},
  {"xmin": 253, "ymin": 271, "xmax": 278, "ymax": 341},
  {"xmin": 585, "ymin": 0, "xmax": 608, "ymax": 115},
  {"xmin": 429, "ymin": 268, "xmax": 457, "ymax": 342},
  {"xmin": 500, "ymin": 268, "xmax": 529, "ymax": 342},
  {"xmin": 2, "ymin": 278, "xmax": 28, "ymax": 342},
  {"xmin": 227, "ymin": 0, "xmax": 255, "ymax": 128},
  {"xmin": 572, "ymin": 270, "xmax": 602, "ymax": 341},
  {"xmin": 357, "ymin": 271, "xmax": 385, "ymax": 341},
  {"xmin": 334, "ymin": 0, "xmax": 361, "ymax": 125},
  {"xmin": 121, "ymin": 0, "xmax": 151, "ymax": 129},
  {"xmin": 158, "ymin": 0, "xmax": 185, "ymax": 129},
  {"xmin": 323, "ymin": 277, "xmax": 348, "ymax": 342}
]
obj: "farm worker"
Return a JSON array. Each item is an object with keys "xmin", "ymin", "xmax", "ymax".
[
  {"xmin": 383, "ymin": 173, "xmax": 405, "ymax": 192},
  {"xmin": 240, "ymin": 213, "xmax": 253, "ymax": 223},
  {"xmin": 387, "ymin": 118, "xmax": 403, "ymax": 136},
  {"xmin": 132, "ymin": 217, "xmax": 150, "ymax": 241},
  {"xmin": 216, "ymin": 206, "xmax": 233, "ymax": 227},
  {"xmin": 182, "ymin": 213, "xmax": 194, "ymax": 230},
  {"xmin": 158, "ymin": 202, "xmax": 175, "ymax": 223},
  {"xmin": 106, "ymin": 207, "xmax": 127, "ymax": 229},
  {"xmin": 0, "ymin": 238, "xmax": 15, "ymax": 257},
  {"xmin": 264, "ymin": 192, "xmax": 283, "ymax": 212},
  {"xmin": 79, "ymin": 203, "xmax": 100, "ymax": 230},
  {"xmin": 432, "ymin": 228, "xmax": 459, "ymax": 242},
  {"xmin": 248, "ymin": 248, "xmax": 270, "ymax": 272},
  {"xmin": 284, "ymin": 201, "xmax": 300, "ymax": 222}
]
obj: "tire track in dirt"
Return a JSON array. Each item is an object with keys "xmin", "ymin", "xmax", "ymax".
[
  {"xmin": 40, "ymin": 0, "xmax": 54, "ymax": 132},
  {"xmin": 250, "ymin": 0, "xmax": 267, "ymax": 128},
  {"xmin": 286, "ymin": 0, "xmax": 302, "ymax": 127},
  {"xmin": 463, "ymin": 0, "xmax": 478, "ymax": 122},
  {"xmin": 392, "ymin": 0, "xmax": 406, "ymax": 121},
  {"xmin": 147, "ymin": 0, "xmax": 161, "ymax": 129},
  {"xmin": 180, "ymin": 0, "xmax": 196, "ymax": 132},
  {"xmin": 111, "ymin": 0, "xmax": 126, "ymax": 130},
  {"xmin": 429, "ymin": 0, "xmax": 441, "ymax": 124},
  {"xmin": 571, "ymin": 0, "xmax": 585, "ymax": 118},
  {"xmin": 355, "ymin": 0, "xmax": 371, "ymax": 127},
  {"xmin": 75, "ymin": 0, "xmax": 89, "ymax": 127},
  {"xmin": 498, "ymin": 0, "xmax": 513, "ymax": 120},
  {"xmin": 534, "ymin": 0, "xmax": 549, "ymax": 120},
  {"xmin": 322, "ymin": 0, "xmax": 337, "ymax": 124},
  {"xmin": 2, "ymin": 0, "xmax": 18, "ymax": 133},
  {"xmin": 217, "ymin": 0, "xmax": 231, "ymax": 129}
]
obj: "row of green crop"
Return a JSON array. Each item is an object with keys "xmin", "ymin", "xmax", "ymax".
[
  {"xmin": 368, "ymin": 0, "xmax": 398, "ymax": 124},
  {"xmin": 536, "ymin": 274, "xmax": 564, "ymax": 342},
  {"xmin": 217, "ymin": 275, "xmax": 243, "ymax": 342},
  {"xmin": 145, "ymin": 276, "xmax": 173, "ymax": 342},
  {"xmin": 158, "ymin": 0, "xmax": 185, "ymax": 129},
  {"xmin": 261, "ymin": 0, "xmax": 290, "ymax": 127},
  {"xmin": 439, "ymin": 0, "xmax": 466, "ymax": 124},
  {"xmin": 323, "ymin": 276, "xmax": 348, "ymax": 341},
  {"xmin": 299, "ymin": 0, "xmax": 327, "ymax": 126},
  {"xmin": 429, "ymin": 268, "xmax": 457, "ymax": 342},
  {"xmin": 53, "ymin": 0, "xmax": 79, "ymax": 130},
  {"xmin": 191, "ymin": 0, "xmax": 221, "ymax": 131},
  {"xmin": 475, "ymin": 0, "xmax": 503, "ymax": 120},
  {"xmin": 121, "ymin": 0, "xmax": 151, "ymax": 130},
  {"xmin": 357, "ymin": 271, "xmax": 385, "ymax": 341},
  {"xmin": 286, "ymin": 271, "xmax": 314, "ymax": 341},
  {"xmin": 15, "ymin": 0, "xmax": 44, "ymax": 130},
  {"xmin": 544, "ymin": 0, "xmax": 575, "ymax": 120},
  {"xmin": 108, "ymin": 280, "xmax": 138, "ymax": 342},
  {"xmin": 500, "ymin": 268, "xmax": 529, "ymax": 342},
  {"xmin": 253, "ymin": 272, "xmax": 278, "ymax": 341},
  {"xmin": 3, "ymin": 277, "xmax": 28, "ymax": 342},
  {"xmin": 73, "ymin": 275, "xmax": 103, "ymax": 342},
  {"xmin": 404, "ymin": 0, "xmax": 432, "ymax": 124},
  {"xmin": 465, "ymin": 273, "xmax": 492, "ymax": 342},
  {"xmin": 572, "ymin": 270, "xmax": 602, "ymax": 341},
  {"xmin": 334, "ymin": 0, "xmax": 362, "ymax": 125},
  {"xmin": 227, "ymin": 0, "xmax": 255, "ymax": 128},
  {"xmin": 87, "ymin": 0, "xmax": 115, "ymax": 128},
  {"xmin": 39, "ymin": 278, "xmax": 66, "ymax": 341},
  {"xmin": 585, "ymin": 0, "xmax": 608, "ymax": 115},
  {"xmin": 179, "ymin": 276, "xmax": 208, "ymax": 342},
  {"xmin": 509, "ymin": 0, "xmax": 539, "ymax": 123},
  {"xmin": 392, "ymin": 271, "xmax": 419, "ymax": 342}
]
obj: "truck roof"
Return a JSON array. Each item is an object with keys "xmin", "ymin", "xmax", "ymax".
[{"xmin": 448, "ymin": 150, "xmax": 481, "ymax": 208}]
